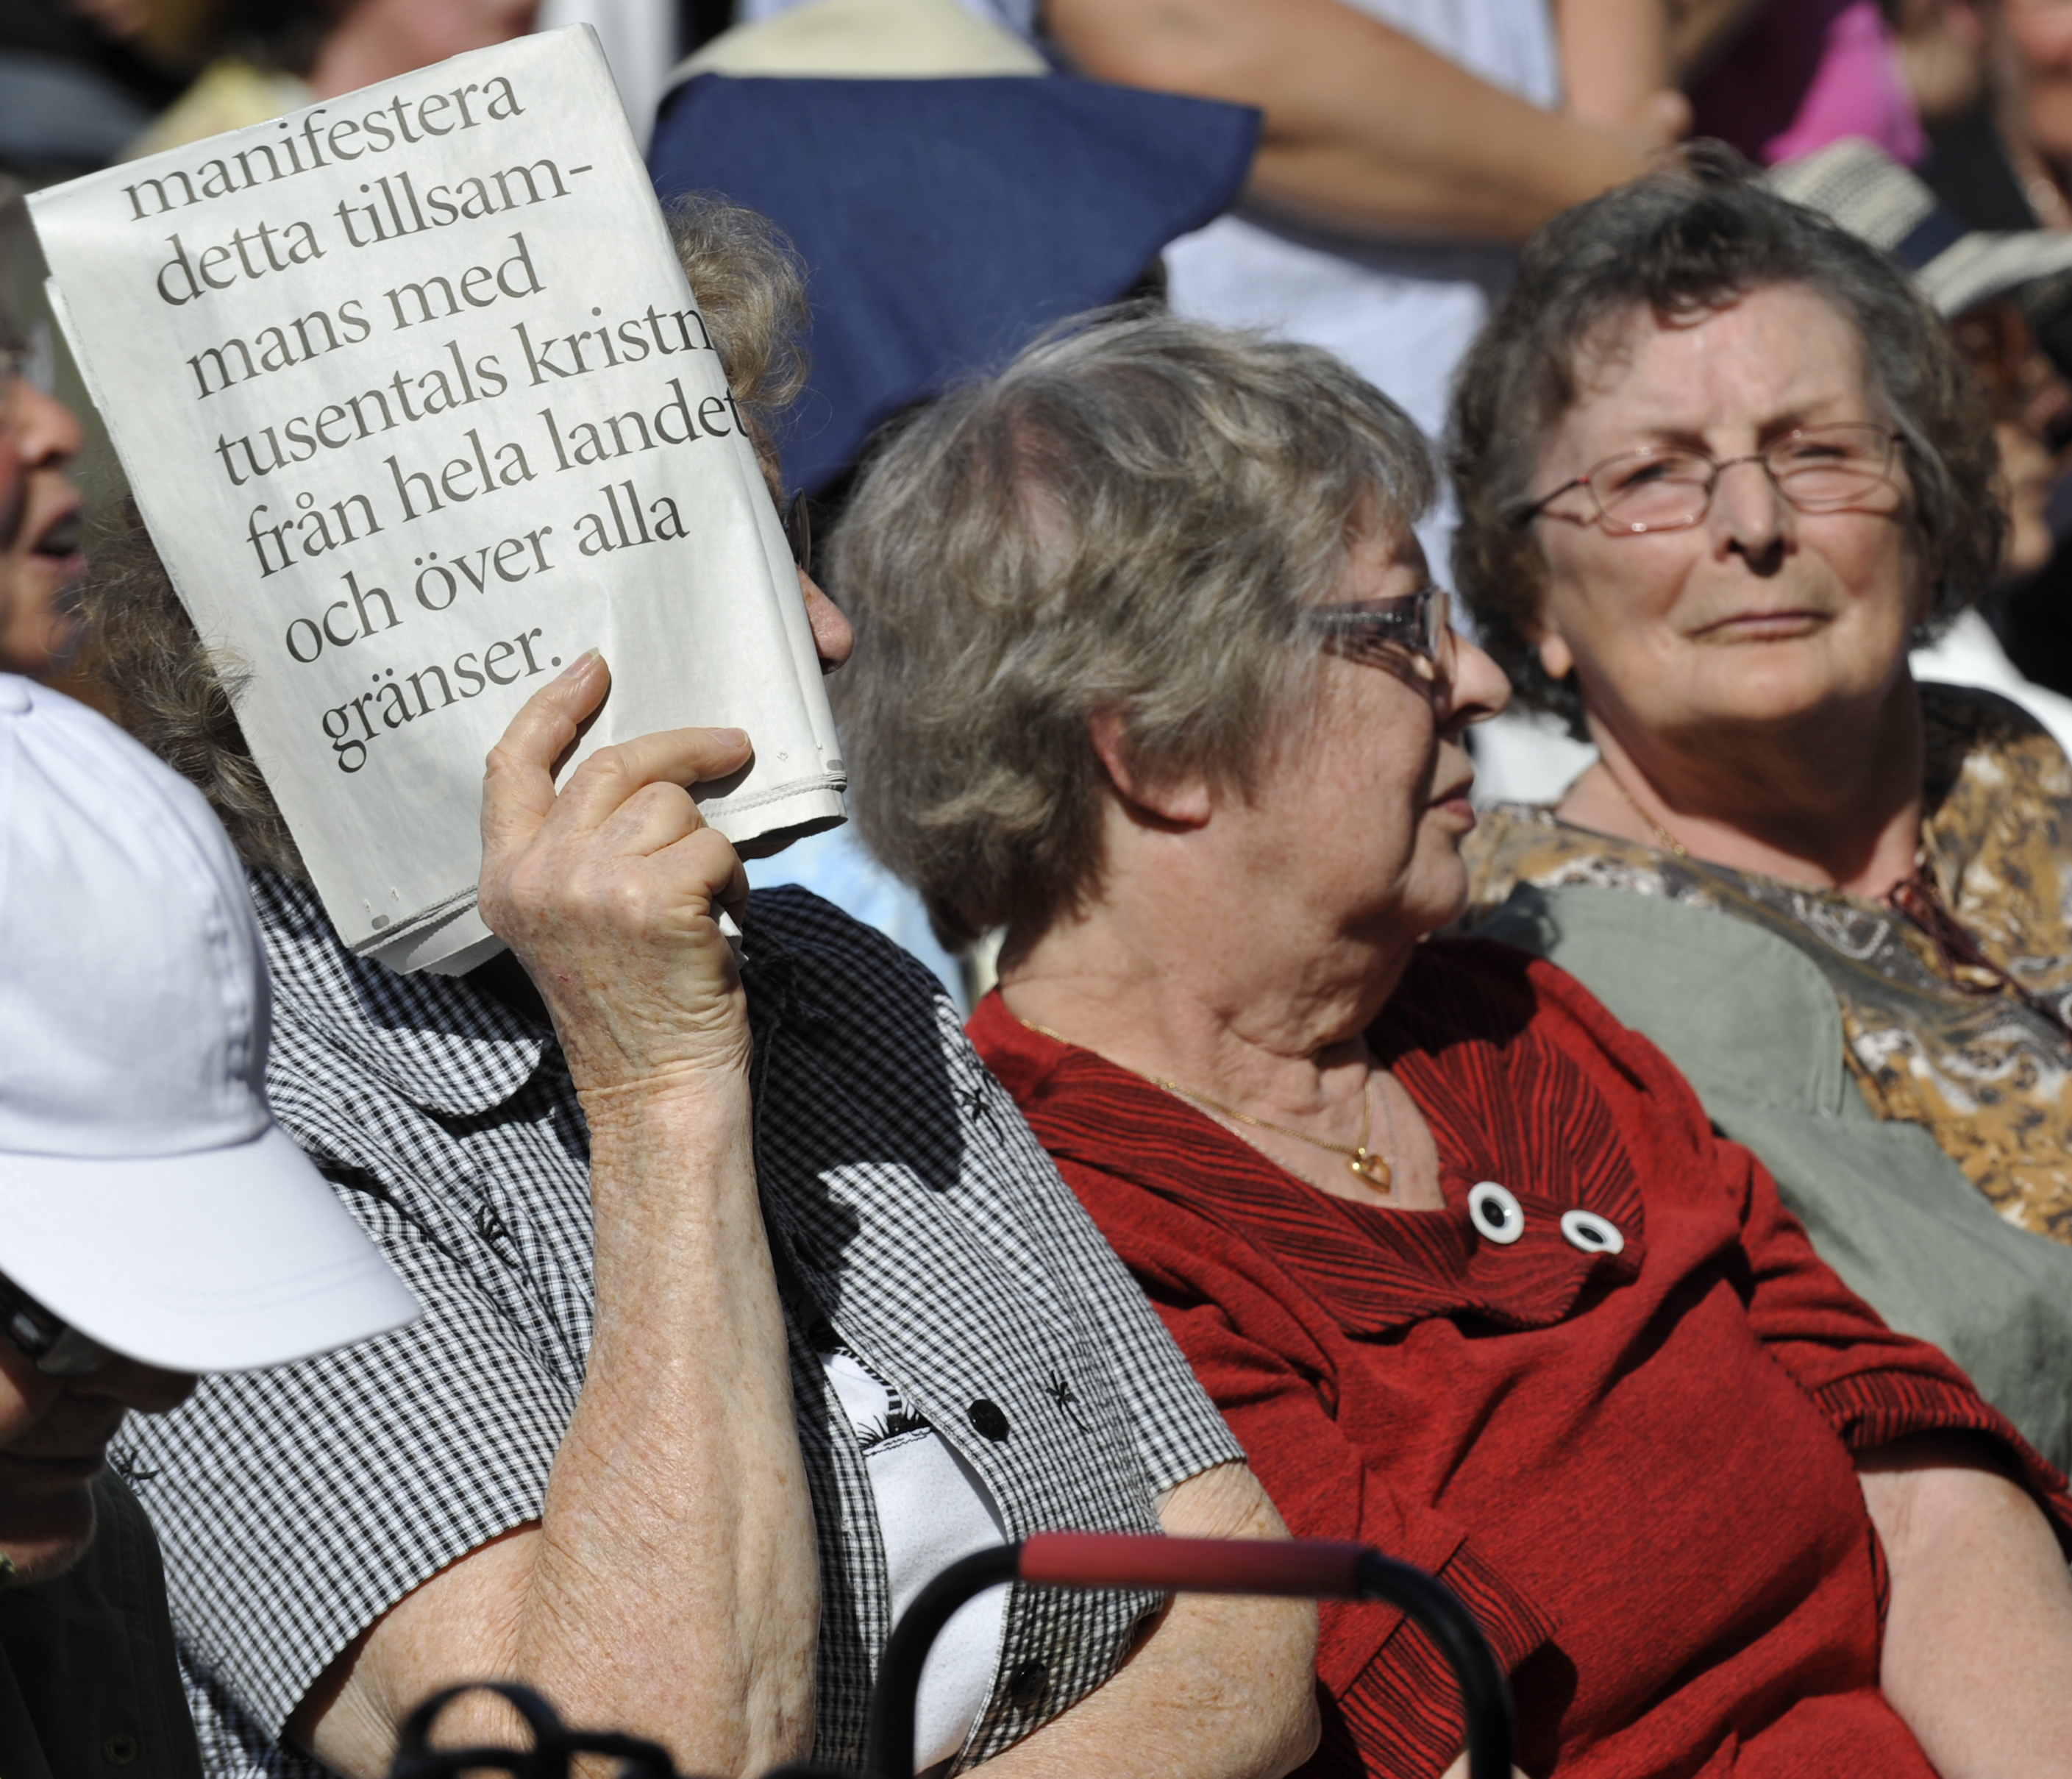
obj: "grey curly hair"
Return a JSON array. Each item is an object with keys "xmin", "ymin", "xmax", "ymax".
[
  {"xmin": 83, "ymin": 193, "xmax": 811, "ymax": 873},
  {"xmin": 830, "ymin": 305, "xmax": 1436, "ymax": 954},
  {"xmin": 1448, "ymin": 146, "xmax": 2005, "ymax": 736}
]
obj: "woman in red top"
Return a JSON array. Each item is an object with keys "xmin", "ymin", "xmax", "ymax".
[{"xmin": 827, "ymin": 206, "xmax": 2072, "ymax": 1775}]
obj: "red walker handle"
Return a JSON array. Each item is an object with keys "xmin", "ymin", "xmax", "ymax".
[{"xmin": 1019, "ymin": 1532, "xmax": 1373, "ymax": 1597}]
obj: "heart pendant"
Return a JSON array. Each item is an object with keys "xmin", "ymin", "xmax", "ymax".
[{"xmin": 1347, "ymin": 1149, "xmax": 1392, "ymax": 1190}]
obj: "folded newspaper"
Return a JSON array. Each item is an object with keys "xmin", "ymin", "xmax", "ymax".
[{"xmin": 30, "ymin": 26, "xmax": 845, "ymax": 973}]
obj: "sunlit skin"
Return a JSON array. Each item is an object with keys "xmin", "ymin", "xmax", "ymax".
[
  {"xmin": 1527, "ymin": 284, "xmax": 1932, "ymax": 900},
  {"xmin": 286, "ymin": 485, "xmax": 1317, "ymax": 1779},
  {"xmin": 1004, "ymin": 523, "xmax": 1512, "ymax": 1213},
  {"xmin": 1000, "ymin": 522, "xmax": 1517, "ymax": 1775},
  {"xmin": 796, "ymin": 565, "xmax": 852, "ymax": 672},
  {"xmin": 0, "ymin": 1338, "xmax": 193, "ymax": 1586},
  {"xmin": 0, "ymin": 377, "xmax": 88, "ymax": 678}
]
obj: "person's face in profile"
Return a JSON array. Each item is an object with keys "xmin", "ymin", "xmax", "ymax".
[
  {"xmin": 0, "ymin": 1285, "xmax": 193, "ymax": 1586},
  {"xmin": 0, "ymin": 329, "xmax": 88, "ymax": 679}
]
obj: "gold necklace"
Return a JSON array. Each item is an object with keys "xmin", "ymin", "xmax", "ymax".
[
  {"xmin": 1600, "ymin": 761, "xmax": 1688, "ymax": 859},
  {"xmin": 1018, "ymin": 1016, "xmax": 1395, "ymax": 1190}
]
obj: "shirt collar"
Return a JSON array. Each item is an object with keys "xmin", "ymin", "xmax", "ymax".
[{"xmin": 250, "ymin": 872, "xmax": 547, "ymax": 1118}]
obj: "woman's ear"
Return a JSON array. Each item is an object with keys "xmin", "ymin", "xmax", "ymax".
[{"xmin": 1087, "ymin": 710, "xmax": 1213, "ymax": 827}]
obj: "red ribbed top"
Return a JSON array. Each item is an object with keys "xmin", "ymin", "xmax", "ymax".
[{"xmin": 971, "ymin": 939, "xmax": 2072, "ymax": 1779}]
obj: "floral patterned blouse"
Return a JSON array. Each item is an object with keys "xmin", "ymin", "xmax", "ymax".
[{"xmin": 1461, "ymin": 684, "xmax": 2072, "ymax": 1246}]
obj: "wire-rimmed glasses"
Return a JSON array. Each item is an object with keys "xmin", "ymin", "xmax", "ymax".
[
  {"xmin": 1305, "ymin": 585, "xmax": 1456, "ymax": 682},
  {"xmin": 1515, "ymin": 422, "xmax": 1903, "ymax": 535}
]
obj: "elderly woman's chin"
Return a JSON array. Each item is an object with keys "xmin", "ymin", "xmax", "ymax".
[
  {"xmin": 1678, "ymin": 626, "xmax": 1916, "ymax": 734},
  {"xmin": 1565, "ymin": 582, "xmax": 1923, "ymax": 748}
]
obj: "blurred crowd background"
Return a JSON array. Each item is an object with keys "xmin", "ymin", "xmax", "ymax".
[{"xmin": 14, "ymin": 0, "xmax": 2072, "ymax": 999}]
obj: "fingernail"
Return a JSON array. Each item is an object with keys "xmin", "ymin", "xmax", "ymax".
[
  {"xmin": 716, "ymin": 727, "xmax": 749, "ymax": 748},
  {"xmin": 560, "ymin": 648, "xmax": 598, "ymax": 679}
]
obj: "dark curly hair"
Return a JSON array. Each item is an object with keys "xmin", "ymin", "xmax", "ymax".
[
  {"xmin": 82, "ymin": 193, "xmax": 810, "ymax": 874},
  {"xmin": 1448, "ymin": 145, "xmax": 2005, "ymax": 737}
]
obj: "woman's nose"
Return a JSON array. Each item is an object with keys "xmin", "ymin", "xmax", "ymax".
[
  {"xmin": 1442, "ymin": 632, "xmax": 1512, "ymax": 728},
  {"xmin": 800, "ymin": 567, "xmax": 855, "ymax": 673},
  {"xmin": 8, "ymin": 380, "xmax": 85, "ymax": 471},
  {"xmin": 1707, "ymin": 456, "xmax": 1792, "ymax": 565}
]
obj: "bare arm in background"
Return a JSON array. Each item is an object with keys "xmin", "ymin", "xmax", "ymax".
[
  {"xmin": 287, "ymin": 656, "xmax": 820, "ymax": 1779},
  {"xmin": 1859, "ymin": 1434, "xmax": 2072, "ymax": 1779},
  {"xmin": 1556, "ymin": 0, "xmax": 1692, "ymax": 138},
  {"xmin": 1046, "ymin": 0, "xmax": 1685, "ymax": 242}
]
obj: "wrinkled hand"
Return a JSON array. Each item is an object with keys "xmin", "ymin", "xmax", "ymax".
[{"xmin": 478, "ymin": 651, "xmax": 755, "ymax": 1096}]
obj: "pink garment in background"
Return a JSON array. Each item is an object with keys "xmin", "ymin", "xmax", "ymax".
[{"xmin": 1690, "ymin": 0, "xmax": 1926, "ymax": 167}]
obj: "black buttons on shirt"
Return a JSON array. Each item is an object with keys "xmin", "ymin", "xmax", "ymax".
[
  {"xmin": 102, "ymin": 1736, "xmax": 139, "ymax": 1767},
  {"xmin": 1008, "ymin": 1659, "xmax": 1050, "ymax": 1709},
  {"xmin": 967, "ymin": 1399, "xmax": 1011, "ymax": 1442}
]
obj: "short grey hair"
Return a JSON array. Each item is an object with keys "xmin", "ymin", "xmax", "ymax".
[
  {"xmin": 830, "ymin": 306, "xmax": 1435, "ymax": 954},
  {"xmin": 83, "ymin": 193, "xmax": 811, "ymax": 874},
  {"xmin": 1449, "ymin": 146, "xmax": 2004, "ymax": 736}
]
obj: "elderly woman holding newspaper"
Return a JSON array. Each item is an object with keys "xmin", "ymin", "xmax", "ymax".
[
  {"xmin": 79, "ymin": 200, "xmax": 1316, "ymax": 1779},
  {"xmin": 827, "ymin": 305, "xmax": 2072, "ymax": 1779}
]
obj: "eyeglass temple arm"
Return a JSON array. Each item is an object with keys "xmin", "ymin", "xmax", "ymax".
[
  {"xmin": 863, "ymin": 1534, "xmax": 1514, "ymax": 1779},
  {"xmin": 1511, "ymin": 477, "xmax": 1586, "ymax": 527}
]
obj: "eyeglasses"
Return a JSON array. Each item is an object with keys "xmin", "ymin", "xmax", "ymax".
[
  {"xmin": 1516, "ymin": 422, "xmax": 1903, "ymax": 534},
  {"xmin": 780, "ymin": 489, "xmax": 812, "ymax": 577},
  {"xmin": 0, "ymin": 1271, "xmax": 116, "ymax": 1378},
  {"xmin": 1305, "ymin": 585, "xmax": 1456, "ymax": 682}
]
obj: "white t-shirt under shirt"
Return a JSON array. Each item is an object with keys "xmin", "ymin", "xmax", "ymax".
[
  {"xmin": 1158, "ymin": 0, "xmax": 1559, "ymax": 433},
  {"xmin": 1160, "ymin": 0, "xmax": 1559, "ymax": 575},
  {"xmin": 820, "ymin": 1341, "xmax": 1011, "ymax": 1772}
]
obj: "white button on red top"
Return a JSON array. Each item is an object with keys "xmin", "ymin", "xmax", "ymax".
[
  {"xmin": 1468, "ymin": 1181, "xmax": 1524, "ymax": 1245},
  {"xmin": 1560, "ymin": 1209, "xmax": 1625, "ymax": 1255}
]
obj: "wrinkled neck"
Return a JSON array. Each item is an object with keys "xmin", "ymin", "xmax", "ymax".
[{"xmin": 1566, "ymin": 670, "xmax": 1926, "ymax": 901}]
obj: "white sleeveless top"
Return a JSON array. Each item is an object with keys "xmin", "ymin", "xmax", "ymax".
[{"xmin": 1159, "ymin": 0, "xmax": 1559, "ymax": 449}]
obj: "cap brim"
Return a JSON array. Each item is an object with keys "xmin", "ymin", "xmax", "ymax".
[{"xmin": 0, "ymin": 1124, "xmax": 419, "ymax": 1372}]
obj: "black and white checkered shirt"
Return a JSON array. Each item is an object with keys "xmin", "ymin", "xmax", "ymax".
[{"xmin": 127, "ymin": 873, "xmax": 1239, "ymax": 1778}]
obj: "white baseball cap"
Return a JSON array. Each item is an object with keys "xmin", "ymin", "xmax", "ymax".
[{"xmin": 0, "ymin": 674, "xmax": 419, "ymax": 1371}]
